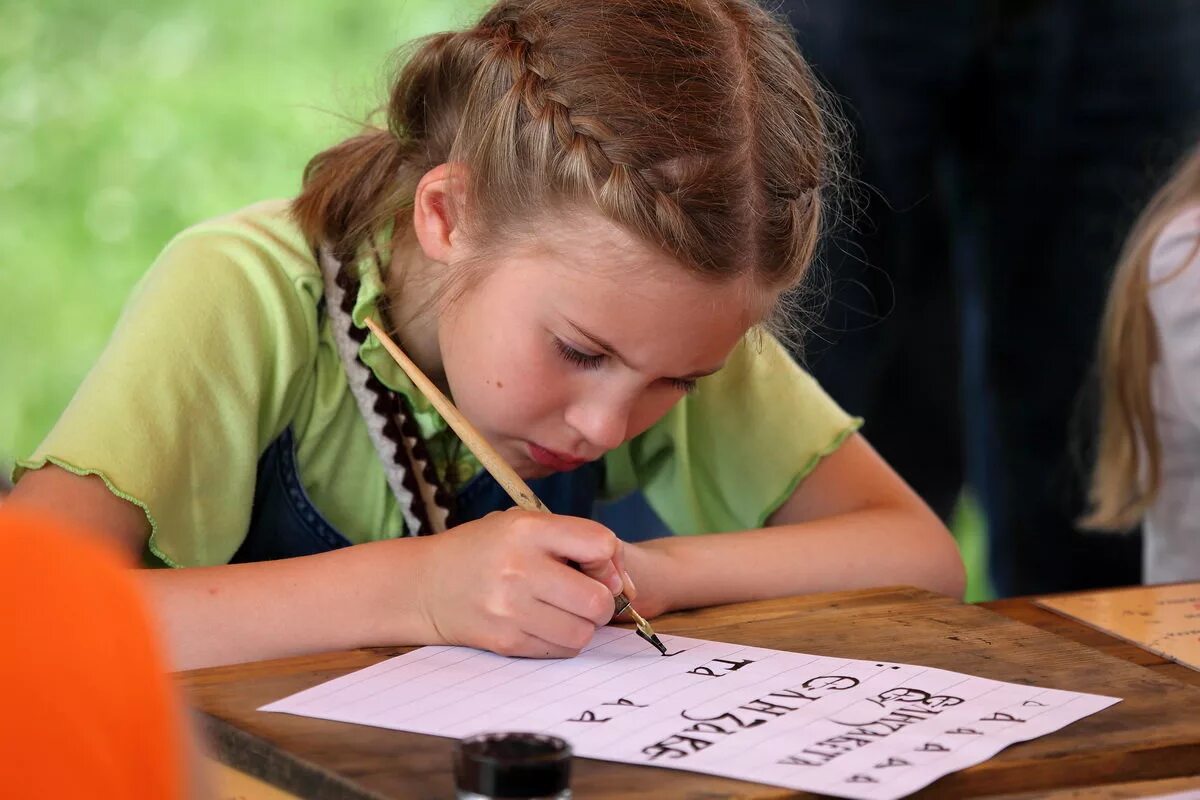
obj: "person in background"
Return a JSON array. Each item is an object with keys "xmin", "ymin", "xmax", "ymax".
[
  {"xmin": 782, "ymin": 0, "xmax": 1200, "ymax": 596},
  {"xmin": 1082, "ymin": 143, "xmax": 1200, "ymax": 583}
]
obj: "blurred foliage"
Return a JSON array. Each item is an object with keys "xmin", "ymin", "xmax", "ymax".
[
  {"xmin": 0, "ymin": 0, "xmax": 485, "ymax": 460},
  {"xmin": 0, "ymin": 0, "xmax": 990, "ymax": 598}
]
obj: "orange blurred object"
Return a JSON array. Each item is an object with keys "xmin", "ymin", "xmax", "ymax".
[{"xmin": 0, "ymin": 504, "xmax": 189, "ymax": 798}]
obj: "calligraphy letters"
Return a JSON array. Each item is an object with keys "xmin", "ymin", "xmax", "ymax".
[
  {"xmin": 777, "ymin": 686, "xmax": 965, "ymax": 767},
  {"xmin": 641, "ymin": 675, "xmax": 861, "ymax": 762},
  {"xmin": 567, "ymin": 697, "xmax": 648, "ymax": 724}
]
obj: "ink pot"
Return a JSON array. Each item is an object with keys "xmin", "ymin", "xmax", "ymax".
[{"xmin": 453, "ymin": 732, "xmax": 572, "ymax": 800}]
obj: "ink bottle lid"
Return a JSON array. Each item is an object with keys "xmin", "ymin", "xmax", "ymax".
[{"xmin": 453, "ymin": 731, "xmax": 572, "ymax": 800}]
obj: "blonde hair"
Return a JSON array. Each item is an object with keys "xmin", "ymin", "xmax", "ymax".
[
  {"xmin": 1081, "ymin": 142, "xmax": 1200, "ymax": 531},
  {"xmin": 292, "ymin": 0, "xmax": 841, "ymax": 340}
]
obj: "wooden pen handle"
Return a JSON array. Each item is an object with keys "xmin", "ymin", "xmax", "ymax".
[
  {"xmin": 364, "ymin": 317, "xmax": 549, "ymax": 514},
  {"xmin": 364, "ymin": 316, "xmax": 645, "ymax": 628}
]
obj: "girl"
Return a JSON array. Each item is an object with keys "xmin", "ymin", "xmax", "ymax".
[
  {"xmin": 1083, "ymin": 142, "xmax": 1200, "ymax": 583},
  {"xmin": 10, "ymin": 0, "xmax": 964, "ymax": 670}
]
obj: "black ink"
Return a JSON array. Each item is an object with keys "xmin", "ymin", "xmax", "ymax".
[
  {"xmin": 688, "ymin": 657, "xmax": 756, "ymax": 678},
  {"xmin": 738, "ymin": 698, "xmax": 797, "ymax": 717},
  {"xmin": 801, "ymin": 675, "xmax": 860, "ymax": 691},
  {"xmin": 641, "ymin": 733, "xmax": 715, "ymax": 761},
  {"xmin": 778, "ymin": 754, "xmax": 823, "ymax": 767},
  {"xmin": 681, "ymin": 721, "xmax": 739, "ymax": 738},
  {"xmin": 601, "ymin": 697, "xmax": 648, "ymax": 708},
  {"xmin": 872, "ymin": 687, "xmax": 964, "ymax": 711},
  {"xmin": 847, "ymin": 774, "xmax": 878, "ymax": 784},
  {"xmin": 875, "ymin": 688, "xmax": 930, "ymax": 705},
  {"xmin": 680, "ymin": 709, "xmax": 765, "ymax": 731},
  {"xmin": 568, "ymin": 710, "xmax": 612, "ymax": 723},
  {"xmin": 766, "ymin": 688, "xmax": 821, "ymax": 702},
  {"xmin": 1022, "ymin": 700, "xmax": 1048, "ymax": 707},
  {"xmin": 874, "ymin": 757, "xmax": 911, "ymax": 768},
  {"xmin": 916, "ymin": 742, "xmax": 949, "ymax": 752},
  {"xmin": 646, "ymin": 676, "xmax": 864, "ymax": 763},
  {"xmin": 980, "ymin": 712, "xmax": 1024, "ymax": 723},
  {"xmin": 832, "ymin": 704, "xmax": 944, "ymax": 729},
  {"xmin": 945, "ymin": 727, "xmax": 982, "ymax": 735}
]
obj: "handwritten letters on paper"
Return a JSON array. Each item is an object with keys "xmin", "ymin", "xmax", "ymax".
[{"xmin": 261, "ymin": 628, "xmax": 1119, "ymax": 800}]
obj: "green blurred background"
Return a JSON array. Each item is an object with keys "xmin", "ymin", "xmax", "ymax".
[{"xmin": 0, "ymin": 0, "xmax": 992, "ymax": 600}]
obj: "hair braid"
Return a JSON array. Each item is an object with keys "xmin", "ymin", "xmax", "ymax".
[
  {"xmin": 295, "ymin": 0, "xmax": 844, "ymax": 348},
  {"xmin": 478, "ymin": 11, "xmax": 709, "ymax": 270}
]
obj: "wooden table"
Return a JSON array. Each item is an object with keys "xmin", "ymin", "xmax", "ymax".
[{"xmin": 183, "ymin": 587, "xmax": 1200, "ymax": 799}]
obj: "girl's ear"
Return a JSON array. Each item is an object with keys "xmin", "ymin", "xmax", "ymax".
[{"xmin": 411, "ymin": 163, "xmax": 467, "ymax": 265}]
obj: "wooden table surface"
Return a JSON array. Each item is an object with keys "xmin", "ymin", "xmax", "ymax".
[
  {"xmin": 184, "ymin": 587, "xmax": 1200, "ymax": 799},
  {"xmin": 983, "ymin": 595, "xmax": 1200, "ymax": 690}
]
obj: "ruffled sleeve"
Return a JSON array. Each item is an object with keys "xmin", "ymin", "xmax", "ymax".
[{"xmin": 604, "ymin": 333, "xmax": 861, "ymax": 534}]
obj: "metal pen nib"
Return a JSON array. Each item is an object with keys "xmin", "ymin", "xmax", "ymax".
[{"xmin": 614, "ymin": 592, "xmax": 667, "ymax": 655}]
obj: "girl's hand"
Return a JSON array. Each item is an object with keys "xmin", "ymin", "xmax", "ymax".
[{"xmin": 413, "ymin": 509, "xmax": 628, "ymax": 658}]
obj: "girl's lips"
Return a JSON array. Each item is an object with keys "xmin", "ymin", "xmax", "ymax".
[{"xmin": 527, "ymin": 442, "xmax": 588, "ymax": 472}]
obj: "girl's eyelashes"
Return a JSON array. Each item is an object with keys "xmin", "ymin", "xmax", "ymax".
[
  {"xmin": 554, "ymin": 336, "xmax": 699, "ymax": 394},
  {"xmin": 553, "ymin": 337, "xmax": 604, "ymax": 369}
]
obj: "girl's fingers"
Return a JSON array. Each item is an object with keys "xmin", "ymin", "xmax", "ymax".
[
  {"xmin": 610, "ymin": 543, "xmax": 637, "ymax": 602},
  {"xmin": 531, "ymin": 560, "xmax": 616, "ymax": 627},
  {"xmin": 528, "ymin": 515, "xmax": 620, "ymax": 575},
  {"xmin": 520, "ymin": 633, "xmax": 576, "ymax": 662},
  {"xmin": 578, "ymin": 556, "xmax": 624, "ymax": 597},
  {"xmin": 520, "ymin": 597, "xmax": 600, "ymax": 654}
]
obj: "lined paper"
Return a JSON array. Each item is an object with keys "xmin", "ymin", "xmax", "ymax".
[{"xmin": 261, "ymin": 628, "xmax": 1119, "ymax": 800}]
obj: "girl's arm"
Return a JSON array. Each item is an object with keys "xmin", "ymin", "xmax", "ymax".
[
  {"xmin": 628, "ymin": 433, "xmax": 966, "ymax": 615},
  {"xmin": 8, "ymin": 465, "xmax": 439, "ymax": 669},
  {"xmin": 10, "ymin": 465, "xmax": 625, "ymax": 670}
]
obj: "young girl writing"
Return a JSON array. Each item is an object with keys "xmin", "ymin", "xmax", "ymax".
[
  {"xmin": 1083, "ymin": 142, "xmax": 1200, "ymax": 583},
  {"xmin": 10, "ymin": 0, "xmax": 964, "ymax": 669}
]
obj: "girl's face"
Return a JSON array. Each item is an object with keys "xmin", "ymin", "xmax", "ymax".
[{"xmin": 437, "ymin": 213, "xmax": 766, "ymax": 478}]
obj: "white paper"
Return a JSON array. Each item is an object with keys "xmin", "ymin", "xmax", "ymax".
[{"xmin": 260, "ymin": 628, "xmax": 1120, "ymax": 800}]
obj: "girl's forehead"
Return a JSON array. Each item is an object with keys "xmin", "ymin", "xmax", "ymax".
[
  {"xmin": 504, "ymin": 209, "xmax": 767, "ymax": 306},
  {"xmin": 479, "ymin": 216, "xmax": 771, "ymax": 369}
]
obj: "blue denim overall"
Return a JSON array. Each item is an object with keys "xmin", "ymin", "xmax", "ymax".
[{"xmin": 231, "ymin": 427, "xmax": 609, "ymax": 562}]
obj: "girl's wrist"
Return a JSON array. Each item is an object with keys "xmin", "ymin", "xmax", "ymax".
[
  {"xmin": 343, "ymin": 537, "xmax": 443, "ymax": 648},
  {"xmin": 626, "ymin": 539, "xmax": 682, "ymax": 618}
]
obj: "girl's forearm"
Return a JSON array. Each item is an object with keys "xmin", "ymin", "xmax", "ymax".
[
  {"xmin": 640, "ymin": 508, "xmax": 966, "ymax": 613},
  {"xmin": 140, "ymin": 538, "xmax": 437, "ymax": 671}
]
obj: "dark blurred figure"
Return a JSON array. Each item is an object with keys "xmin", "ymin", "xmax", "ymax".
[{"xmin": 783, "ymin": 0, "xmax": 1200, "ymax": 596}]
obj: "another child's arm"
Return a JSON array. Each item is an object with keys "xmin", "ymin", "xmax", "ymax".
[
  {"xmin": 623, "ymin": 432, "xmax": 965, "ymax": 616},
  {"xmin": 11, "ymin": 465, "xmax": 627, "ymax": 670}
]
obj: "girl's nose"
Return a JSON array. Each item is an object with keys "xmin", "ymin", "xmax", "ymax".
[{"xmin": 564, "ymin": 397, "xmax": 631, "ymax": 453}]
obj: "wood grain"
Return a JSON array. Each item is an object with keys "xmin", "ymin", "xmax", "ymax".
[
  {"xmin": 181, "ymin": 587, "xmax": 1200, "ymax": 799},
  {"xmin": 982, "ymin": 774, "xmax": 1200, "ymax": 799},
  {"xmin": 983, "ymin": 596, "xmax": 1200, "ymax": 688}
]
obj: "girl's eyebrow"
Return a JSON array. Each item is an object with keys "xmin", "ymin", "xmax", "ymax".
[{"xmin": 564, "ymin": 320, "xmax": 725, "ymax": 380}]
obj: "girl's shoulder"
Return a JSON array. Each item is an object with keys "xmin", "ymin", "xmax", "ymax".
[
  {"xmin": 144, "ymin": 199, "xmax": 329, "ymax": 358},
  {"xmin": 165, "ymin": 198, "xmax": 322, "ymax": 293}
]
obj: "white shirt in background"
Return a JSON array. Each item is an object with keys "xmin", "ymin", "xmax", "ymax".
[{"xmin": 1145, "ymin": 205, "xmax": 1200, "ymax": 583}]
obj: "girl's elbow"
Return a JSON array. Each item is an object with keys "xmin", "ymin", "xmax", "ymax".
[
  {"xmin": 929, "ymin": 520, "xmax": 967, "ymax": 600},
  {"xmin": 938, "ymin": 546, "xmax": 968, "ymax": 600},
  {"xmin": 910, "ymin": 506, "xmax": 967, "ymax": 600}
]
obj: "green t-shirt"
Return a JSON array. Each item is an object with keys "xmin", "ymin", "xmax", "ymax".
[{"xmin": 17, "ymin": 200, "xmax": 861, "ymax": 568}]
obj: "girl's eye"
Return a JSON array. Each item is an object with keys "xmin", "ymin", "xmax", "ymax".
[
  {"xmin": 669, "ymin": 378, "xmax": 699, "ymax": 395},
  {"xmin": 553, "ymin": 337, "xmax": 604, "ymax": 369}
]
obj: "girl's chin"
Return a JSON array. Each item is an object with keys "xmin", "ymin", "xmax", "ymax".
[
  {"xmin": 502, "ymin": 444, "xmax": 555, "ymax": 480},
  {"xmin": 517, "ymin": 465, "xmax": 556, "ymax": 481}
]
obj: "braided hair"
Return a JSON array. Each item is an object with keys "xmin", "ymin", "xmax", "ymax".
[{"xmin": 293, "ymin": 0, "xmax": 839, "ymax": 338}]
